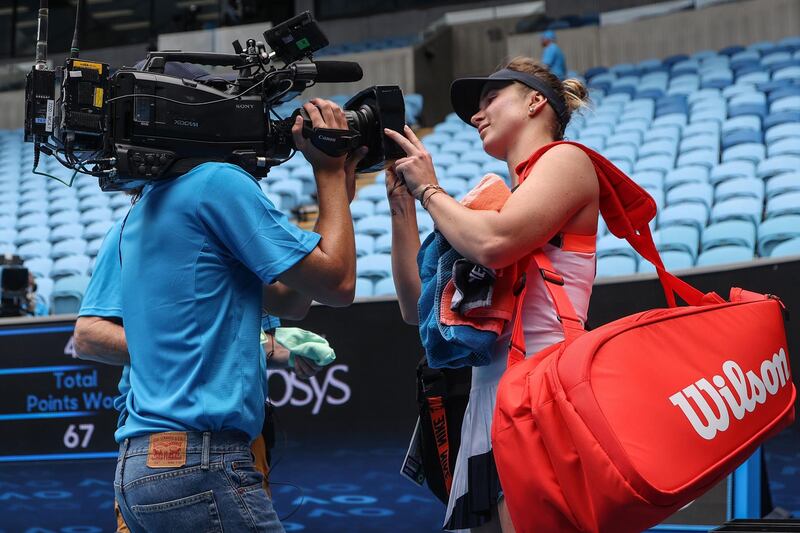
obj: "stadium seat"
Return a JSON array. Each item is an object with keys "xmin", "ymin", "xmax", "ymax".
[
  {"xmin": 765, "ymin": 122, "xmax": 800, "ymax": 145},
  {"xmin": 722, "ymin": 143, "xmax": 766, "ymax": 164},
  {"xmin": 481, "ymin": 160, "xmax": 509, "ymax": 180},
  {"xmin": 696, "ymin": 245, "xmax": 754, "ymax": 267},
  {"xmin": 677, "ymin": 149, "xmax": 718, "ymax": 169},
  {"xmin": 644, "ymin": 126, "xmax": 681, "ymax": 144},
  {"xmin": 48, "ymin": 196, "xmax": 79, "ymax": 214},
  {"xmin": 639, "ymin": 140, "xmax": 678, "ymax": 159},
  {"xmin": 15, "ymin": 226, "xmax": 49, "ymax": 246},
  {"xmin": 596, "ymin": 234, "xmax": 639, "ymax": 260},
  {"xmin": 680, "ymin": 135, "xmax": 718, "ymax": 154},
  {"xmin": 350, "ymin": 200, "xmax": 374, "ymax": 221},
  {"xmin": 16, "ymin": 212, "xmax": 47, "ymax": 230},
  {"xmin": 51, "ymin": 275, "xmax": 91, "ymax": 315},
  {"xmin": 431, "ymin": 153, "xmax": 459, "ymax": 168},
  {"xmin": 356, "ymin": 183, "xmax": 386, "ymax": 203},
  {"xmin": 51, "ymin": 238, "xmax": 88, "ymax": 260},
  {"xmin": 664, "ymin": 166, "xmax": 709, "ymax": 190},
  {"xmin": 715, "ymin": 177, "xmax": 764, "ymax": 202},
  {"xmin": 765, "ymin": 191, "xmax": 800, "ymax": 219},
  {"xmin": 596, "ymin": 255, "xmax": 637, "ymax": 278},
  {"xmin": 658, "ymin": 203, "xmax": 708, "ymax": 231},
  {"xmin": 605, "ymin": 131, "xmax": 643, "ymax": 150},
  {"xmin": 439, "ymin": 141, "xmax": 473, "ymax": 156},
  {"xmin": 709, "ymin": 160, "xmax": 756, "ymax": 185},
  {"xmin": 446, "ymin": 163, "xmax": 481, "ymax": 181},
  {"xmin": 682, "ymin": 120, "xmax": 720, "ymax": 138},
  {"xmin": 653, "ymin": 225, "xmax": 700, "ymax": 259},
  {"xmin": 635, "ymin": 155, "xmax": 674, "ymax": 173},
  {"xmin": 667, "ymin": 182, "xmax": 713, "ymax": 210},
  {"xmin": 765, "ymin": 172, "xmax": 800, "ymax": 198},
  {"xmin": 710, "ymin": 197, "xmax": 763, "ymax": 225},
  {"xmin": 355, "ymin": 215, "xmax": 391, "ymax": 237},
  {"xmin": 51, "ymin": 254, "xmax": 91, "ymax": 279},
  {"xmin": 631, "ymin": 170, "xmax": 664, "ymax": 190},
  {"xmin": 25, "ymin": 257, "xmax": 53, "ymax": 279},
  {"xmin": 764, "ymin": 110, "xmax": 800, "ymax": 130},
  {"xmin": 355, "ymin": 277, "xmax": 374, "ymax": 298},
  {"xmin": 0, "ymin": 228, "xmax": 16, "ymax": 245},
  {"xmin": 702, "ymin": 220, "xmax": 756, "ymax": 251},
  {"xmin": 355, "ymin": 234, "xmax": 375, "ymax": 258},
  {"xmin": 638, "ymin": 250, "xmax": 695, "ymax": 273},
  {"xmin": 356, "ymin": 253, "xmax": 392, "ymax": 281},
  {"xmin": 770, "ymin": 237, "xmax": 800, "ymax": 258},
  {"xmin": 757, "ymin": 155, "xmax": 800, "ymax": 179},
  {"xmin": 767, "ymin": 137, "xmax": 800, "ymax": 157},
  {"xmin": 602, "ymin": 145, "xmax": 637, "ymax": 167},
  {"xmin": 374, "ymin": 277, "xmax": 397, "ymax": 297},
  {"xmin": 721, "ymin": 129, "xmax": 763, "ymax": 150},
  {"xmin": 84, "ymin": 220, "xmax": 114, "ymax": 241},
  {"xmin": 17, "ymin": 240, "xmax": 51, "ymax": 261},
  {"xmin": 757, "ymin": 215, "xmax": 800, "ymax": 257}
]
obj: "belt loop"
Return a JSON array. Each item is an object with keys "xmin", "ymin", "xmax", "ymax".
[
  {"xmin": 201, "ymin": 432, "xmax": 211, "ymax": 470},
  {"xmin": 121, "ymin": 437, "xmax": 130, "ymax": 457}
]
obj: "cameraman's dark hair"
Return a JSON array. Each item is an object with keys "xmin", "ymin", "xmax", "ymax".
[{"xmin": 503, "ymin": 56, "xmax": 590, "ymax": 139}]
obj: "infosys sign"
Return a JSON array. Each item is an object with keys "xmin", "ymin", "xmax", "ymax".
[{"xmin": 267, "ymin": 364, "xmax": 351, "ymax": 415}]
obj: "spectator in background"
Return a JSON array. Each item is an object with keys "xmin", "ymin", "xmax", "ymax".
[{"xmin": 540, "ymin": 30, "xmax": 566, "ymax": 79}]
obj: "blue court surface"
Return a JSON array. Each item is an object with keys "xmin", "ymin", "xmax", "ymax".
[{"xmin": 0, "ymin": 428, "xmax": 796, "ymax": 532}]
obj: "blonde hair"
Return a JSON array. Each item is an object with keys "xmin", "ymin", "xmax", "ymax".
[{"xmin": 503, "ymin": 56, "xmax": 590, "ymax": 139}]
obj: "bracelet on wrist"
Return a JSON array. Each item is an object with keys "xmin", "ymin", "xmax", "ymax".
[{"xmin": 413, "ymin": 183, "xmax": 444, "ymax": 203}]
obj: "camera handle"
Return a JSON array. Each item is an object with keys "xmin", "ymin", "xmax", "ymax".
[
  {"xmin": 297, "ymin": 108, "xmax": 361, "ymax": 157},
  {"xmin": 143, "ymin": 52, "xmax": 247, "ymax": 72}
]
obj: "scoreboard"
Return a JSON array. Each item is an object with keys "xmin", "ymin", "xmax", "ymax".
[{"xmin": 0, "ymin": 320, "xmax": 120, "ymax": 461}]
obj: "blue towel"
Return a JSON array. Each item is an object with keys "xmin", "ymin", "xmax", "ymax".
[{"xmin": 417, "ymin": 231, "xmax": 498, "ymax": 368}]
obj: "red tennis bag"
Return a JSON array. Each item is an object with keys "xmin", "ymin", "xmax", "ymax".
[{"xmin": 492, "ymin": 143, "xmax": 796, "ymax": 533}]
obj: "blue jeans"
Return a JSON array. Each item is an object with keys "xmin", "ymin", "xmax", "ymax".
[{"xmin": 114, "ymin": 430, "xmax": 285, "ymax": 533}]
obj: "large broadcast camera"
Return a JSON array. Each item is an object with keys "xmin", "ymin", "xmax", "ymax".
[{"xmin": 24, "ymin": 3, "xmax": 405, "ymax": 191}]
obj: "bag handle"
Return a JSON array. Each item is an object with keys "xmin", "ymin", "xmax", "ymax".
[{"xmin": 507, "ymin": 249, "xmax": 585, "ymax": 366}]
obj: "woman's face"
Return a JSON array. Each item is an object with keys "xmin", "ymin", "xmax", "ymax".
[{"xmin": 470, "ymin": 82, "xmax": 530, "ymax": 160}]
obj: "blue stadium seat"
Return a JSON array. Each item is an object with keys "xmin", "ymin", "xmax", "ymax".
[
  {"xmin": 596, "ymin": 234, "xmax": 638, "ymax": 260},
  {"xmin": 86, "ymin": 238, "xmax": 103, "ymax": 257},
  {"xmin": 680, "ymin": 135, "xmax": 718, "ymax": 154},
  {"xmin": 702, "ymin": 220, "xmax": 756, "ymax": 251},
  {"xmin": 481, "ymin": 160, "xmax": 509, "ymax": 180},
  {"xmin": 18, "ymin": 200, "xmax": 47, "ymax": 217},
  {"xmin": 658, "ymin": 203, "xmax": 708, "ymax": 231},
  {"xmin": 696, "ymin": 245, "xmax": 754, "ymax": 266},
  {"xmin": 578, "ymin": 135, "xmax": 606, "ymax": 151},
  {"xmin": 677, "ymin": 149, "xmax": 718, "ymax": 169},
  {"xmin": 721, "ymin": 129, "xmax": 763, "ymax": 150},
  {"xmin": 446, "ymin": 163, "xmax": 481, "ymax": 181},
  {"xmin": 765, "ymin": 122, "xmax": 800, "ymax": 144},
  {"xmin": 434, "ymin": 122, "xmax": 464, "ymax": 135},
  {"xmin": 350, "ymin": 200, "xmax": 374, "ymax": 221},
  {"xmin": 416, "ymin": 212, "xmax": 434, "ymax": 235},
  {"xmin": 355, "ymin": 277, "xmax": 374, "ymax": 298},
  {"xmin": 635, "ymin": 155, "xmax": 674, "ymax": 173},
  {"xmin": 374, "ymin": 277, "xmax": 398, "ymax": 297},
  {"xmin": 765, "ymin": 173, "xmax": 800, "ymax": 198},
  {"xmin": 0, "ymin": 228, "xmax": 16, "ymax": 245},
  {"xmin": 764, "ymin": 111, "xmax": 800, "ymax": 130},
  {"xmin": 373, "ymin": 200, "xmax": 392, "ymax": 216},
  {"xmin": 47, "ymin": 196, "xmax": 78, "ymax": 215},
  {"xmin": 355, "ymin": 215, "xmax": 391, "ymax": 237},
  {"xmin": 460, "ymin": 151, "xmax": 492, "ymax": 166},
  {"xmin": 710, "ymin": 160, "xmax": 756, "ymax": 185},
  {"xmin": 51, "ymin": 275, "xmax": 90, "ymax": 315},
  {"xmin": 638, "ymin": 250, "xmax": 695, "ymax": 273},
  {"xmin": 269, "ymin": 179, "xmax": 303, "ymax": 210},
  {"xmin": 722, "ymin": 143, "xmax": 766, "ymax": 164},
  {"xmin": 79, "ymin": 195, "xmax": 109, "ymax": 212},
  {"xmin": 439, "ymin": 141, "xmax": 473, "ymax": 156},
  {"xmin": 16, "ymin": 212, "xmax": 47, "ymax": 230},
  {"xmin": 373, "ymin": 233, "xmax": 393, "ymax": 255},
  {"xmin": 710, "ymin": 197, "xmax": 763, "ymax": 225},
  {"xmin": 615, "ymin": 118, "xmax": 650, "ymax": 135},
  {"xmin": 431, "ymin": 153, "xmax": 459, "ymax": 168},
  {"xmin": 356, "ymin": 183, "xmax": 386, "ymax": 203},
  {"xmin": 439, "ymin": 178, "xmax": 468, "ymax": 198},
  {"xmin": 109, "ymin": 193, "xmax": 130, "ymax": 210},
  {"xmin": 715, "ymin": 177, "xmax": 764, "ymax": 202},
  {"xmin": 757, "ymin": 215, "xmax": 800, "ymax": 257},
  {"xmin": 773, "ymin": 65, "xmax": 800, "ymax": 81},
  {"xmin": 737, "ymin": 71, "xmax": 770, "ymax": 85},
  {"xmin": 596, "ymin": 255, "xmax": 637, "ymax": 278},
  {"xmin": 602, "ymin": 145, "xmax": 637, "ymax": 167},
  {"xmin": 771, "ymin": 95, "xmax": 800, "ymax": 114},
  {"xmin": 51, "ymin": 254, "xmax": 91, "ymax": 279},
  {"xmin": 51, "ymin": 238, "xmax": 87, "ymax": 260},
  {"xmin": 765, "ymin": 191, "xmax": 800, "ymax": 219},
  {"xmin": 683, "ymin": 120, "xmax": 720, "ymax": 138},
  {"xmin": 770, "ymin": 237, "xmax": 800, "ymax": 258},
  {"xmin": 653, "ymin": 225, "xmax": 700, "ymax": 259},
  {"xmin": 605, "ymin": 131, "xmax": 643, "ymax": 150},
  {"xmin": 631, "ymin": 170, "xmax": 664, "ymax": 189},
  {"xmin": 722, "ymin": 115, "xmax": 762, "ymax": 135},
  {"xmin": 355, "ymin": 234, "xmax": 374, "ymax": 258},
  {"xmin": 691, "ymin": 106, "xmax": 727, "ymax": 123},
  {"xmin": 25, "ymin": 257, "xmax": 53, "ymax": 279},
  {"xmin": 356, "ymin": 253, "xmax": 392, "ymax": 281},
  {"xmin": 757, "ymin": 155, "xmax": 800, "ymax": 179},
  {"xmin": 767, "ymin": 137, "xmax": 800, "ymax": 157},
  {"xmin": 667, "ymin": 182, "xmax": 713, "ymax": 210},
  {"xmin": 83, "ymin": 220, "xmax": 113, "ymax": 241},
  {"xmin": 15, "ymin": 226, "xmax": 49, "ymax": 246}
]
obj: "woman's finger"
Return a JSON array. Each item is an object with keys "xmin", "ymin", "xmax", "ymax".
[
  {"xmin": 404, "ymin": 125, "xmax": 426, "ymax": 151},
  {"xmin": 383, "ymin": 128, "xmax": 417, "ymax": 156}
]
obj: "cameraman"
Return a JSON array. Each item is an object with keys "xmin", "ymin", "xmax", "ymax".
[{"xmin": 75, "ymin": 97, "xmax": 361, "ymax": 532}]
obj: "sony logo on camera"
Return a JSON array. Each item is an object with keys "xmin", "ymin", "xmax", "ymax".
[
  {"xmin": 235, "ymin": 103, "xmax": 256, "ymax": 110},
  {"xmin": 268, "ymin": 364, "xmax": 351, "ymax": 415}
]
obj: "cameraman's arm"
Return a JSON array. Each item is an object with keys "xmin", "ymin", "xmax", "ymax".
[
  {"xmin": 262, "ymin": 282, "xmax": 310, "ymax": 320},
  {"xmin": 74, "ymin": 316, "xmax": 129, "ymax": 366},
  {"xmin": 276, "ymin": 99, "xmax": 357, "ymax": 307}
]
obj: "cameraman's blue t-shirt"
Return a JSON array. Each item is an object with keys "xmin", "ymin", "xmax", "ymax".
[
  {"xmin": 116, "ymin": 162, "xmax": 320, "ymax": 442},
  {"xmin": 542, "ymin": 42, "xmax": 566, "ymax": 79},
  {"xmin": 78, "ymin": 219, "xmax": 130, "ymax": 429}
]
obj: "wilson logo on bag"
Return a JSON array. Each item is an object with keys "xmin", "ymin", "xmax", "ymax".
[
  {"xmin": 669, "ymin": 349, "xmax": 791, "ymax": 440},
  {"xmin": 490, "ymin": 142, "xmax": 796, "ymax": 533}
]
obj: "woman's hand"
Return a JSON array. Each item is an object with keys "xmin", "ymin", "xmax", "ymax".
[
  {"xmin": 383, "ymin": 125, "xmax": 438, "ymax": 199},
  {"xmin": 385, "ymin": 164, "xmax": 413, "ymax": 203}
]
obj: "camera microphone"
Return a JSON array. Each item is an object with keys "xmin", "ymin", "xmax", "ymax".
[{"xmin": 293, "ymin": 61, "xmax": 363, "ymax": 83}]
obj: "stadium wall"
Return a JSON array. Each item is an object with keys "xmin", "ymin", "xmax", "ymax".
[{"xmin": 508, "ymin": 0, "xmax": 800, "ymax": 73}]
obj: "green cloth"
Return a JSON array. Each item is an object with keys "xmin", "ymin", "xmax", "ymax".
[{"xmin": 274, "ymin": 327, "xmax": 336, "ymax": 368}]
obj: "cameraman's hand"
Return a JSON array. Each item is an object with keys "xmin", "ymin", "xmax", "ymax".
[{"xmin": 292, "ymin": 98, "xmax": 348, "ymax": 175}]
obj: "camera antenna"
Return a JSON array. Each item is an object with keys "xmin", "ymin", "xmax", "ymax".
[
  {"xmin": 34, "ymin": 0, "xmax": 49, "ymax": 69},
  {"xmin": 69, "ymin": 0, "xmax": 84, "ymax": 58}
]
